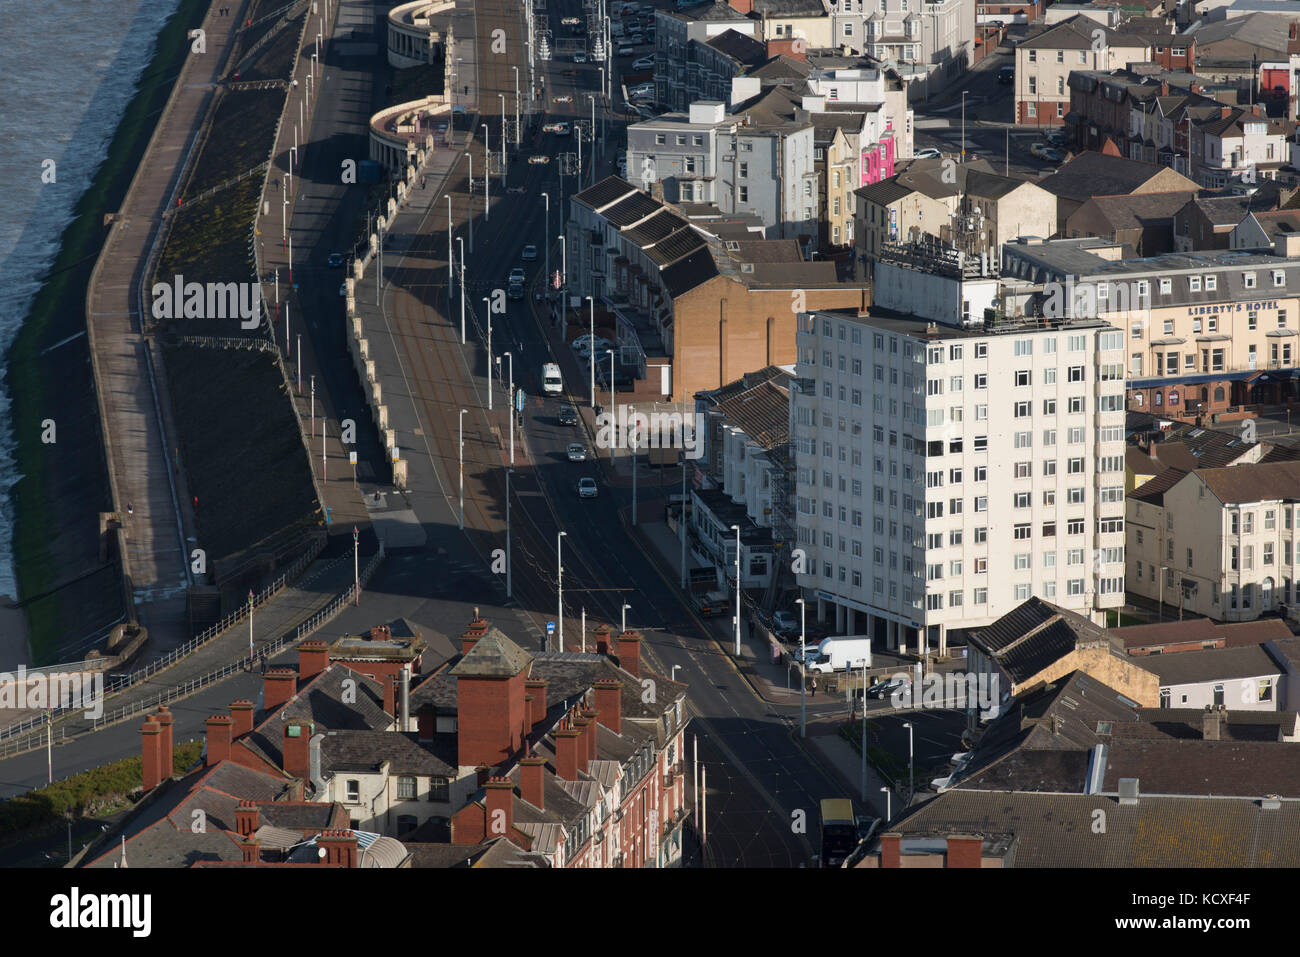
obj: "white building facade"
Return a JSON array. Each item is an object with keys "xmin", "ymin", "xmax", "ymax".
[{"xmin": 792, "ymin": 245, "xmax": 1127, "ymax": 655}]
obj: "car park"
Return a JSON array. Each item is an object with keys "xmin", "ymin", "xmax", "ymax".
[
  {"xmin": 577, "ymin": 477, "xmax": 599, "ymax": 498},
  {"xmin": 557, "ymin": 405, "xmax": 578, "ymax": 426},
  {"xmin": 521, "ymin": 244, "xmax": 538, "ymax": 261},
  {"xmin": 529, "ymin": 154, "xmax": 551, "ymax": 164},
  {"xmin": 327, "ymin": 252, "xmax": 344, "ymax": 268},
  {"xmin": 567, "ymin": 443, "xmax": 587, "ymax": 462}
]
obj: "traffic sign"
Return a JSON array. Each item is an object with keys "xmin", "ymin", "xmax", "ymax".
[
  {"xmin": 516, "ymin": 388, "xmax": 525, "ymax": 412},
  {"xmin": 546, "ymin": 621, "xmax": 556, "ymax": 635}
]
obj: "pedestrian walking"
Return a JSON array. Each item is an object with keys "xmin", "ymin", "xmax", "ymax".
[
  {"xmin": 259, "ymin": 651, "xmax": 268, "ymax": 675},
  {"xmin": 810, "ymin": 677, "xmax": 817, "ymax": 698}
]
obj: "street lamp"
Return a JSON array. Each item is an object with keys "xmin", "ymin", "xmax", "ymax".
[
  {"xmin": 506, "ymin": 467, "xmax": 513, "ymax": 599},
  {"xmin": 447, "ymin": 194, "xmax": 453, "ymax": 301},
  {"xmin": 880, "ymin": 786, "xmax": 891, "ymax": 822},
  {"xmin": 513, "ymin": 66, "xmax": 521, "ymax": 146},
  {"xmin": 586, "ymin": 295, "xmax": 596, "ymax": 407},
  {"xmin": 481, "ymin": 123, "xmax": 490, "ymax": 220},
  {"xmin": 606, "ymin": 349, "xmax": 616, "ymax": 463},
  {"xmin": 541, "ymin": 193, "xmax": 550, "ymax": 300},
  {"xmin": 556, "ymin": 530, "xmax": 568, "ymax": 652},
  {"xmin": 353, "ymin": 525, "xmax": 360, "ymax": 605},
  {"xmin": 796, "ymin": 597, "xmax": 807, "ymax": 738},
  {"xmin": 730, "ymin": 524, "xmax": 741, "ymax": 657},
  {"xmin": 1159, "ymin": 565, "xmax": 1168, "ymax": 622},
  {"xmin": 482, "ymin": 296, "xmax": 493, "ymax": 411},
  {"xmin": 498, "ymin": 93, "xmax": 507, "ymax": 177},
  {"xmin": 622, "ymin": 603, "xmax": 631, "ymax": 633},
  {"xmin": 903, "ymin": 721, "xmax": 914, "ymax": 805},
  {"xmin": 458, "ymin": 409, "xmax": 467, "ymax": 530},
  {"xmin": 457, "ymin": 236, "xmax": 466, "ymax": 343},
  {"xmin": 500, "ymin": 351, "xmax": 514, "ymax": 466}
]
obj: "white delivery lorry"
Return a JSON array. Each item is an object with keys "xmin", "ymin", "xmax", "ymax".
[
  {"xmin": 799, "ymin": 636, "xmax": 872, "ymax": 674},
  {"xmin": 542, "ymin": 362, "xmax": 563, "ymax": 394}
]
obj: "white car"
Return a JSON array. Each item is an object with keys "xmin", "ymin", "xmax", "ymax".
[
  {"xmin": 573, "ymin": 52, "xmax": 588, "ymax": 63},
  {"xmin": 629, "ymin": 83, "xmax": 654, "ymax": 96},
  {"xmin": 913, "ymin": 147, "xmax": 942, "ymax": 159},
  {"xmin": 567, "ymin": 443, "xmax": 587, "ymax": 462},
  {"xmin": 632, "ymin": 56, "xmax": 654, "ymax": 70},
  {"xmin": 577, "ymin": 477, "xmax": 599, "ymax": 498}
]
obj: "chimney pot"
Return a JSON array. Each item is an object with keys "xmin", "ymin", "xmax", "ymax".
[
  {"xmin": 484, "ymin": 777, "xmax": 515, "ymax": 839},
  {"xmin": 230, "ymin": 700, "xmax": 254, "ymax": 739},
  {"xmin": 155, "ymin": 706, "xmax": 174, "ymax": 779},
  {"xmin": 594, "ymin": 679, "xmax": 622, "ymax": 735},
  {"xmin": 204, "ymin": 714, "xmax": 234, "ymax": 768},
  {"xmin": 297, "ymin": 640, "xmax": 330, "ymax": 683},
  {"xmin": 282, "ymin": 721, "xmax": 314, "ymax": 779},
  {"xmin": 140, "ymin": 717, "xmax": 163, "ymax": 791},
  {"xmin": 264, "ymin": 668, "xmax": 297, "ymax": 713},
  {"xmin": 520, "ymin": 755, "xmax": 546, "ymax": 810},
  {"xmin": 556, "ymin": 729, "xmax": 583, "ymax": 781},
  {"xmin": 615, "ymin": 631, "xmax": 642, "ymax": 678}
]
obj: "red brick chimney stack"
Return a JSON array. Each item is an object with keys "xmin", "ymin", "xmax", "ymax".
[
  {"xmin": 462, "ymin": 609, "xmax": 490, "ymax": 656},
  {"xmin": 881, "ymin": 833, "xmax": 902, "ymax": 868},
  {"xmin": 555, "ymin": 727, "xmax": 583, "ymax": 780},
  {"xmin": 240, "ymin": 837, "xmax": 260, "ymax": 864},
  {"xmin": 484, "ymin": 777, "xmax": 515, "ymax": 838},
  {"xmin": 297, "ymin": 640, "xmax": 330, "ymax": 683},
  {"xmin": 140, "ymin": 717, "xmax": 163, "ymax": 791},
  {"xmin": 229, "ymin": 700, "xmax": 254, "ymax": 739},
  {"xmin": 520, "ymin": 754, "xmax": 546, "ymax": 810},
  {"xmin": 235, "ymin": 799, "xmax": 260, "ymax": 837},
  {"xmin": 615, "ymin": 631, "xmax": 642, "ymax": 677},
  {"xmin": 946, "ymin": 835, "xmax": 982, "ymax": 868},
  {"xmin": 204, "ymin": 715, "xmax": 234, "ymax": 767},
  {"xmin": 318, "ymin": 829, "xmax": 358, "ymax": 867},
  {"xmin": 593, "ymin": 623, "xmax": 613, "ymax": 655},
  {"xmin": 282, "ymin": 722, "xmax": 313, "ymax": 780},
  {"xmin": 155, "ymin": 706, "xmax": 174, "ymax": 779},
  {"xmin": 593, "ymin": 679, "xmax": 622, "ymax": 735},
  {"xmin": 264, "ymin": 668, "xmax": 296, "ymax": 713},
  {"xmin": 581, "ymin": 708, "xmax": 600, "ymax": 763}
]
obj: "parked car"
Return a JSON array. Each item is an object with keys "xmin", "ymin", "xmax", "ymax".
[
  {"xmin": 561, "ymin": 15, "xmax": 581, "ymax": 25},
  {"xmin": 521, "ymin": 244, "xmax": 538, "ymax": 261},
  {"xmin": 1046, "ymin": 129, "xmax": 1068, "ymax": 148},
  {"xmin": 542, "ymin": 122, "xmax": 565, "ymax": 133},
  {"xmin": 618, "ymin": 44, "xmax": 634, "ymax": 56},
  {"xmin": 508, "ymin": 267, "xmax": 526, "ymax": 284},
  {"xmin": 866, "ymin": 676, "xmax": 911, "ymax": 700},
  {"xmin": 577, "ymin": 477, "xmax": 599, "ymax": 498},
  {"xmin": 327, "ymin": 252, "xmax": 344, "ymax": 268},
  {"xmin": 529, "ymin": 154, "xmax": 551, "ymax": 164},
  {"xmin": 632, "ymin": 56, "xmax": 654, "ymax": 70},
  {"xmin": 555, "ymin": 121, "xmax": 571, "ymax": 136},
  {"xmin": 772, "ymin": 609, "xmax": 799, "ymax": 635},
  {"xmin": 557, "ymin": 405, "xmax": 579, "ymax": 426},
  {"xmin": 913, "ymin": 147, "xmax": 942, "ymax": 159},
  {"xmin": 567, "ymin": 443, "xmax": 588, "ymax": 462},
  {"xmin": 507, "ymin": 185, "xmax": 527, "ymax": 194},
  {"xmin": 629, "ymin": 83, "xmax": 654, "ymax": 97},
  {"xmin": 554, "ymin": 94, "xmax": 573, "ymax": 104},
  {"xmin": 573, "ymin": 51, "xmax": 588, "ymax": 63},
  {"xmin": 338, "ymin": 282, "xmax": 348, "ymax": 297}
]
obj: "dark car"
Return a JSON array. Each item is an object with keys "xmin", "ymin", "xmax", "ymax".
[
  {"xmin": 866, "ymin": 677, "xmax": 910, "ymax": 700},
  {"xmin": 558, "ymin": 405, "xmax": 578, "ymax": 426},
  {"xmin": 997, "ymin": 65, "xmax": 1014, "ymax": 84}
]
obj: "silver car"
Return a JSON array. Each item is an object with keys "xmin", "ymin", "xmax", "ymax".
[
  {"xmin": 577, "ymin": 477, "xmax": 598, "ymax": 498},
  {"xmin": 567, "ymin": 443, "xmax": 587, "ymax": 462}
]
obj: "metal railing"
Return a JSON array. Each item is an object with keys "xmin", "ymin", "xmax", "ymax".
[{"xmin": 0, "ymin": 544, "xmax": 385, "ymax": 758}]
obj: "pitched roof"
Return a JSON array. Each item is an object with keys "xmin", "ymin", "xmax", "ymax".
[
  {"xmin": 704, "ymin": 28, "xmax": 767, "ymax": 66},
  {"xmin": 1020, "ymin": 15, "xmax": 1149, "ymax": 52},
  {"xmin": 875, "ymin": 790, "xmax": 1300, "ymax": 866},
  {"xmin": 1196, "ymin": 460, "xmax": 1300, "ymax": 506},
  {"xmin": 706, "ymin": 373, "xmax": 792, "ymax": 453},
  {"xmin": 1074, "ymin": 190, "xmax": 1197, "ymax": 231},
  {"xmin": 1038, "ymin": 152, "xmax": 1194, "ymax": 203},
  {"xmin": 320, "ymin": 730, "xmax": 457, "ymax": 777},
  {"xmin": 1103, "ymin": 738, "xmax": 1300, "ymax": 797},
  {"xmin": 967, "ymin": 598, "xmax": 1127, "ymax": 686},
  {"xmin": 449, "ymin": 628, "xmax": 535, "ymax": 678},
  {"xmin": 1127, "ymin": 465, "xmax": 1188, "ymax": 506}
]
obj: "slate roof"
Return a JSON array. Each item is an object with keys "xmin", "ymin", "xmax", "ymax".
[
  {"xmin": 86, "ymin": 821, "xmax": 245, "ymax": 868},
  {"xmin": 708, "ymin": 374, "xmax": 791, "ymax": 453},
  {"xmin": 875, "ymin": 790, "xmax": 1300, "ymax": 866},
  {"xmin": 574, "ymin": 176, "xmax": 639, "ymax": 212},
  {"xmin": 1144, "ymin": 644, "xmax": 1285, "ymax": 686},
  {"xmin": 704, "ymin": 28, "xmax": 767, "ymax": 66},
  {"xmin": 1197, "ymin": 460, "xmax": 1300, "ymax": 506},
  {"xmin": 1038, "ymin": 153, "xmax": 1193, "ymax": 203},
  {"xmin": 1103, "ymin": 739, "xmax": 1300, "ymax": 797},
  {"xmin": 1075, "ymin": 190, "xmax": 1197, "ymax": 231},
  {"xmin": 1020, "ymin": 15, "xmax": 1148, "ymax": 52},
  {"xmin": 1130, "ymin": 708, "xmax": 1300, "ymax": 742},
  {"xmin": 320, "ymin": 730, "xmax": 457, "ymax": 777},
  {"xmin": 967, "ymin": 598, "xmax": 1128, "ymax": 686},
  {"xmin": 745, "ymin": 54, "xmax": 814, "ymax": 82},
  {"xmin": 449, "ymin": 628, "xmax": 535, "ymax": 678},
  {"xmin": 661, "ymin": 245, "xmax": 720, "ymax": 297},
  {"xmin": 622, "ymin": 210, "xmax": 691, "ymax": 247},
  {"xmin": 602, "ymin": 192, "xmax": 666, "ymax": 228},
  {"xmin": 1127, "ymin": 465, "xmax": 1188, "ymax": 506}
]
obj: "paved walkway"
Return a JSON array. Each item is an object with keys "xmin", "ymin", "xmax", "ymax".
[{"xmin": 84, "ymin": 0, "xmax": 247, "ymax": 647}]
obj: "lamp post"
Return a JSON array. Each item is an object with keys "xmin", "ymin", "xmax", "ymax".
[
  {"xmin": 961, "ymin": 90, "xmax": 967, "ymax": 162},
  {"xmin": 447, "ymin": 194, "xmax": 453, "ymax": 302},
  {"xmin": 797, "ymin": 597, "xmax": 807, "ymax": 738},
  {"xmin": 457, "ymin": 237, "xmax": 466, "ymax": 343},
  {"xmin": 482, "ymin": 124, "xmax": 490, "ymax": 220},
  {"xmin": 513, "ymin": 66, "xmax": 521, "ymax": 146},
  {"xmin": 731, "ymin": 524, "xmax": 741, "ymax": 657},
  {"xmin": 622, "ymin": 603, "xmax": 631, "ymax": 633},
  {"xmin": 248, "ymin": 589, "xmax": 254, "ymax": 665},
  {"xmin": 586, "ymin": 295, "xmax": 596, "ymax": 407},
  {"xmin": 541, "ymin": 193, "xmax": 550, "ymax": 302},
  {"xmin": 557, "ymin": 530, "xmax": 568, "ymax": 651},
  {"xmin": 506, "ymin": 468, "xmax": 513, "ymax": 599},
  {"xmin": 903, "ymin": 721, "xmax": 914, "ymax": 806},
  {"xmin": 880, "ymin": 786, "xmax": 891, "ymax": 822},
  {"xmin": 630, "ymin": 405, "xmax": 638, "ymax": 526},
  {"xmin": 1159, "ymin": 565, "xmax": 1168, "ymax": 622},
  {"xmin": 559, "ymin": 232, "xmax": 566, "ymax": 289},
  {"xmin": 499, "ymin": 93, "xmax": 507, "ymax": 178},
  {"xmin": 680, "ymin": 458, "xmax": 688, "ymax": 589},
  {"xmin": 458, "ymin": 409, "xmax": 467, "ymax": 530},
  {"xmin": 353, "ymin": 526, "xmax": 360, "ymax": 605},
  {"xmin": 482, "ymin": 296, "xmax": 493, "ymax": 411},
  {"xmin": 501, "ymin": 352, "xmax": 514, "ymax": 466},
  {"xmin": 606, "ymin": 349, "xmax": 616, "ymax": 463},
  {"xmin": 465, "ymin": 151, "xmax": 474, "ymax": 250}
]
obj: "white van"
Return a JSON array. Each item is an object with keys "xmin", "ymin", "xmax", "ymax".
[
  {"xmin": 798, "ymin": 636, "xmax": 872, "ymax": 674},
  {"xmin": 542, "ymin": 362, "xmax": 563, "ymax": 394}
]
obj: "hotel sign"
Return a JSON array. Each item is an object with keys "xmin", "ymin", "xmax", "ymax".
[{"xmin": 1185, "ymin": 300, "xmax": 1280, "ymax": 317}]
